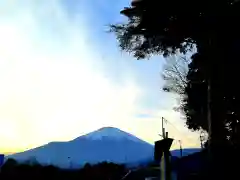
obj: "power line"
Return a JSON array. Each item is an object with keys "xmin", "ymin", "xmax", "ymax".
[
  {"xmin": 162, "ymin": 117, "xmax": 184, "ymax": 135},
  {"xmin": 162, "ymin": 117, "xmax": 200, "ymax": 148}
]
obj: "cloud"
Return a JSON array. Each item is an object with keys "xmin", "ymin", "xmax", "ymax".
[
  {"xmin": 0, "ymin": 1, "xmax": 200, "ymax": 152},
  {"xmin": 0, "ymin": 1, "xmax": 142, "ymax": 151}
]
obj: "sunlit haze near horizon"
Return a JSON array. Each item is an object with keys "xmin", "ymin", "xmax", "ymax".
[{"xmin": 0, "ymin": 1, "xmax": 200, "ymax": 154}]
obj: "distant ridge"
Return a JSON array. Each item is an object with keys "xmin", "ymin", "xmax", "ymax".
[{"xmin": 171, "ymin": 148, "xmax": 201, "ymax": 157}]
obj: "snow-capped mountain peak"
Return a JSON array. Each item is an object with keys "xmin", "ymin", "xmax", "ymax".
[
  {"xmin": 8, "ymin": 127, "xmax": 154, "ymax": 168},
  {"xmin": 79, "ymin": 127, "xmax": 144, "ymax": 143}
]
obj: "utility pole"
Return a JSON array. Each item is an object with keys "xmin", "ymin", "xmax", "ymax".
[
  {"xmin": 161, "ymin": 117, "xmax": 165, "ymax": 180},
  {"xmin": 160, "ymin": 117, "xmax": 171, "ymax": 180},
  {"xmin": 179, "ymin": 140, "xmax": 183, "ymax": 158},
  {"xmin": 162, "ymin": 117, "xmax": 166, "ymax": 139},
  {"xmin": 154, "ymin": 119, "xmax": 173, "ymax": 180}
]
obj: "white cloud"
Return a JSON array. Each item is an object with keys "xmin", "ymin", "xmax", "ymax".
[
  {"xmin": 0, "ymin": 1, "xmax": 142, "ymax": 150},
  {"xmin": 0, "ymin": 1, "xmax": 200, "ymax": 152}
]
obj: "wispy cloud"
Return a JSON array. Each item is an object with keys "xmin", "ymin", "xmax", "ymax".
[{"xmin": 0, "ymin": 1, "xmax": 143, "ymax": 151}]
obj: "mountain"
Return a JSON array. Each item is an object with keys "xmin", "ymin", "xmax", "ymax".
[
  {"xmin": 7, "ymin": 127, "xmax": 154, "ymax": 168},
  {"xmin": 74, "ymin": 127, "xmax": 146, "ymax": 143},
  {"xmin": 170, "ymin": 148, "xmax": 201, "ymax": 158}
]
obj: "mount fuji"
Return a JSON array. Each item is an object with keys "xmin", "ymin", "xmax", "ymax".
[{"xmin": 7, "ymin": 127, "xmax": 154, "ymax": 168}]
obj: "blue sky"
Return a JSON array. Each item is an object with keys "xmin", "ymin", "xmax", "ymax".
[{"xmin": 0, "ymin": 0, "xmax": 200, "ymax": 153}]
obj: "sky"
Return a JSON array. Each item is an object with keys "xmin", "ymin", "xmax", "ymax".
[{"xmin": 0, "ymin": 0, "xmax": 200, "ymax": 154}]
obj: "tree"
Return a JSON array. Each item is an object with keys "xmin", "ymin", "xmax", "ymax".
[
  {"xmin": 83, "ymin": 163, "xmax": 92, "ymax": 169},
  {"xmin": 2, "ymin": 158, "xmax": 18, "ymax": 169},
  {"xmin": 161, "ymin": 55, "xmax": 191, "ymax": 124},
  {"xmin": 162, "ymin": 53, "xmax": 220, "ymax": 139},
  {"xmin": 25, "ymin": 156, "xmax": 40, "ymax": 166},
  {"xmin": 184, "ymin": 52, "xmax": 240, "ymax": 147},
  {"xmin": 162, "ymin": 54, "xmax": 190, "ymax": 114},
  {"xmin": 182, "ymin": 55, "xmax": 208, "ymax": 132},
  {"xmin": 161, "ymin": 53, "xmax": 208, "ymax": 131},
  {"xmin": 162, "ymin": 55, "xmax": 190, "ymax": 95},
  {"xmin": 111, "ymin": 0, "xmax": 240, "ymax": 59},
  {"xmin": 162, "ymin": 49, "xmax": 240, "ymax": 148},
  {"xmin": 162, "ymin": 53, "xmax": 211, "ymax": 144},
  {"xmin": 110, "ymin": 0, "xmax": 240, "ymax": 147}
]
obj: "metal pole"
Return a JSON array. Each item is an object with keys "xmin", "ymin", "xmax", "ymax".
[
  {"xmin": 161, "ymin": 117, "xmax": 171, "ymax": 180},
  {"xmin": 162, "ymin": 117, "xmax": 165, "ymax": 138},
  {"xmin": 179, "ymin": 140, "xmax": 183, "ymax": 158},
  {"xmin": 161, "ymin": 117, "xmax": 165, "ymax": 180},
  {"xmin": 161, "ymin": 152, "xmax": 165, "ymax": 180}
]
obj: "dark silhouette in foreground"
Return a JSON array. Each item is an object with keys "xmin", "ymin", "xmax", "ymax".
[{"xmin": 0, "ymin": 158, "xmax": 127, "ymax": 180}]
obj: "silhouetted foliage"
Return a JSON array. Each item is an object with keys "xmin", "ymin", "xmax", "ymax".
[
  {"xmin": 182, "ymin": 52, "xmax": 240, "ymax": 145},
  {"xmin": 111, "ymin": 0, "xmax": 240, "ymax": 58},
  {"xmin": 0, "ymin": 160, "xmax": 127, "ymax": 180},
  {"xmin": 110, "ymin": 0, "xmax": 240, "ymax": 148},
  {"xmin": 3, "ymin": 158, "xmax": 18, "ymax": 167}
]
